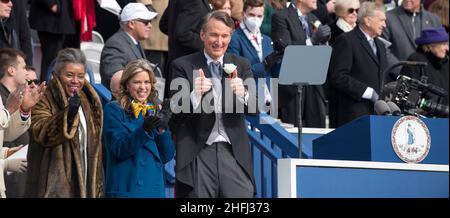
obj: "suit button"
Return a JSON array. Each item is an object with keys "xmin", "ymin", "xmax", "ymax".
[
  {"xmin": 155, "ymin": 162, "xmax": 161, "ymax": 167},
  {"xmin": 140, "ymin": 160, "xmax": 146, "ymax": 166},
  {"xmin": 137, "ymin": 180, "xmax": 143, "ymax": 186}
]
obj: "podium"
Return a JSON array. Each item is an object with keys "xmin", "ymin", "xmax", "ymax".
[{"xmin": 312, "ymin": 115, "xmax": 449, "ymax": 164}]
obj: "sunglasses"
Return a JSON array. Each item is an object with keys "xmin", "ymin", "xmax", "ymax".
[
  {"xmin": 347, "ymin": 8, "xmax": 359, "ymax": 14},
  {"xmin": 0, "ymin": 0, "xmax": 11, "ymax": 3},
  {"xmin": 26, "ymin": 79, "xmax": 40, "ymax": 85},
  {"xmin": 135, "ymin": 19, "xmax": 151, "ymax": 25}
]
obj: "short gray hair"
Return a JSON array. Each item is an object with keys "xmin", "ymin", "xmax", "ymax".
[
  {"xmin": 54, "ymin": 48, "xmax": 87, "ymax": 75},
  {"xmin": 201, "ymin": 11, "xmax": 235, "ymax": 33},
  {"xmin": 357, "ymin": 1, "xmax": 385, "ymax": 25}
]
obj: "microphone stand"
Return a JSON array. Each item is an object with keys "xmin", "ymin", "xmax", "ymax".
[{"xmin": 295, "ymin": 83, "xmax": 305, "ymax": 159}]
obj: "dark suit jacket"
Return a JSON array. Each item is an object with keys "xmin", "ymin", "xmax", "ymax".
[
  {"xmin": 160, "ymin": 0, "xmax": 211, "ymax": 63},
  {"xmin": 271, "ymin": 5, "xmax": 327, "ymax": 127},
  {"xmin": 28, "ymin": 0, "xmax": 76, "ymax": 34},
  {"xmin": 100, "ymin": 29, "xmax": 146, "ymax": 89},
  {"xmin": 160, "ymin": 0, "xmax": 211, "ymax": 98},
  {"xmin": 271, "ymin": 4, "xmax": 321, "ymax": 50},
  {"xmin": 169, "ymin": 52, "xmax": 258, "ymax": 197},
  {"xmin": 328, "ymin": 28, "xmax": 388, "ymax": 128}
]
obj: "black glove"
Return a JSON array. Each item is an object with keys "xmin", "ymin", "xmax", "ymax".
[
  {"xmin": 67, "ymin": 94, "xmax": 81, "ymax": 130},
  {"xmin": 155, "ymin": 99, "xmax": 172, "ymax": 129},
  {"xmin": 311, "ymin": 24, "xmax": 331, "ymax": 45},
  {"xmin": 263, "ymin": 50, "xmax": 284, "ymax": 70},
  {"xmin": 143, "ymin": 115, "xmax": 162, "ymax": 132}
]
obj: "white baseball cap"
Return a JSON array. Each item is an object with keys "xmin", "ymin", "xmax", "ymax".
[{"xmin": 120, "ymin": 3, "xmax": 157, "ymax": 22}]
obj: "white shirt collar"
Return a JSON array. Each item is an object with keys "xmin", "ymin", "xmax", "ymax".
[
  {"xmin": 204, "ymin": 50, "xmax": 224, "ymax": 66},
  {"xmin": 359, "ymin": 26, "xmax": 374, "ymax": 41},
  {"xmin": 125, "ymin": 31, "xmax": 139, "ymax": 45}
]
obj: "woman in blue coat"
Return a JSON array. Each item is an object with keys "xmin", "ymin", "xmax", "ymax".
[{"xmin": 103, "ymin": 59, "xmax": 174, "ymax": 198}]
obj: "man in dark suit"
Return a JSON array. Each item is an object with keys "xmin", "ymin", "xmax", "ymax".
[
  {"xmin": 170, "ymin": 11, "xmax": 258, "ymax": 198},
  {"xmin": 327, "ymin": 1, "xmax": 388, "ymax": 128},
  {"xmin": 160, "ymin": 0, "xmax": 212, "ymax": 98},
  {"xmin": 28, "ymin": 0, "xmax": 76, "ymax": 82},
  {"xmin": 271, "ymin": 0, "xmax": 331, "ymax": 128},
  {"xmin": 100, "ymin": 2, "xmax": 157, "ymax": 90}
]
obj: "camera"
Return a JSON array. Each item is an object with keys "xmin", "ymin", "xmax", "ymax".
[{"xmin": 385, "ymin": 74, "xmax": 448, "ymax": 118}]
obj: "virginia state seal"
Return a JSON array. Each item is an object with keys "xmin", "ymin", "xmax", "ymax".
[{"xmin": 391, "ymin": 116, "xmax": 431, "ymax": 163}]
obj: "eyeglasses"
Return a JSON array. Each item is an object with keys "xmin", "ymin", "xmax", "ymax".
[
  {"xmin": 0, "ymin": 0, "xmax": 11, "ymax": 4},
  {"xmin": 347, "ymin": 8, "xmax": 359, "ymax": 14},
  {"xmin": 26, "ymin": 79, "xmax": 40, "ymax": 85},
  {"xmin": 135, "ymin": 19, "xmax": 151, "ymax": 26}
]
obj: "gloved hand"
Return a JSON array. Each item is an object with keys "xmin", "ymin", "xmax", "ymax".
[
  {"xmin": 4, "ymin": 158, "xmax": 27, "ymax": 173},
  {"xmin": 143, "ymin": 115, "xmax": 162, "ymax": 132},
  {"xmin": 67, "ymin": 94, "xmax": 81, "ymax": 131},
  {"xmin": 263, "ymin": 50, "xmax": 284, "ymax": 70},
  {"xmin": 155, "ymin": 99, "xmax": 172, "ymax": 129},
  {"xmin": 371, "ymin": 91, "xmax": 379, "ymax": 103},
  {"xmin": 311, "ymin": 24, "xmax": 331, "ymax": 45}
]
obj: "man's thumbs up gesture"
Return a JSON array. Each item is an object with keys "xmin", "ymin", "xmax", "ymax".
[
  {"xmin": 194, "ymin": 68, "xmax": 212, "ymax": 96},
  {"xmin": 229, "ymin": 69, "xmax": 246, "ymax": 98}
]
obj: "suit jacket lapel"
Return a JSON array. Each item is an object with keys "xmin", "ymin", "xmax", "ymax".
[
  {"xmin": 237, "ymin": 28, "xmax": 260, "ymax": 62},
  {"xmin": 397, "ymin": 10, "xmax": 416, "ymax": 47},
  {"xmin": 120, "ymin": 30, "xmax": 144, "ymax": 59},
  {"xmin": 287, "ymin": 6, "xmax": 305, "ymax": 41},
  {"xmin": 356, "ymin": 28, "xmax": 379, "ymax": 65}
]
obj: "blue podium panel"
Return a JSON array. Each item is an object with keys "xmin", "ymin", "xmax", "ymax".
[
  {"xmin": 296, "ymin": 167, "xmax": 448, "ymax": 198},
  {"xmin": 312, "ymin": 116, "xmax": 449, "ymax": 164},
  {"xmin": 277, "ymin": 159, "xmax": 449, "ymax": 198}
]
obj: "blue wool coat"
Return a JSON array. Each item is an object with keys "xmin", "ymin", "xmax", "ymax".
[
  {"xmin": 227, "ymin": 27, "xmax": 279, "ymax": 79},
  {"xmin": 103, "ymin": 101, "xmax": 174, "ymax": 198}
]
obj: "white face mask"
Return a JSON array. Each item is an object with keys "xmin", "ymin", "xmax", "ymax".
[{"xmin": 244, "ymin": 14, "xmax": 263, "ymax": 33}]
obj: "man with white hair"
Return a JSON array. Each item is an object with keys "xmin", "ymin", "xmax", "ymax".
[
  {"xmin": 327, "ymin": 1, "xmax": 388, "ymax": 128},
  {"xmin": 100, "ymin": 2, "xmax": 157, "ymax": 90}
]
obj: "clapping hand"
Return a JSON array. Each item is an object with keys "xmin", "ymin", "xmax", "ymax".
[
  {"xmin": 311, "ymin": 24, "xmax": 331, "ymax": 45},
  {"xmin": 21, "ymin": 81, "xmax": 47, "ymax": 112},
  {"xmin": 155, "ymin": 99, "xmax": 172, "ymax": 130}
]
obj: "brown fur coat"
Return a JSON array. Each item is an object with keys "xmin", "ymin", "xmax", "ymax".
[{"xmin": 25, "ymin": 76, "xmax": 103, "ymax": 198}]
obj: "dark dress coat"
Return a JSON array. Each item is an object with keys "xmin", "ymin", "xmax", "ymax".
[
  {"xmin": 169, "ymin": 52, "xmax": 258, "ymax": 197},
  {"xmin": 328, "ymin": 28, "xmax": 388, "ymax": 128}
]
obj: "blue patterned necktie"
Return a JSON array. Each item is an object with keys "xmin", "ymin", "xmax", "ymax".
[
  {"xmin": 209, "ymin": 61, "xmax": 222, "ymax": 90},
  {"xmin": 299, "ymin": 15, "xmax": 311, "ymax": 38}
]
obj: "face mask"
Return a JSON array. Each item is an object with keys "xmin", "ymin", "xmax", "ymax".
[{"xmin": 244, "ymin": 15, "xmax": 263, "ymax": 33}]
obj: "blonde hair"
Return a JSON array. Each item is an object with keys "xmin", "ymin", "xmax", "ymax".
[
  {"xmin": 117, "ymin": 59, "xmax": 158, "ymax": 112},
  {"xmin": 335, "ymin": 0, "xmax": 360, "ymax": 18}
]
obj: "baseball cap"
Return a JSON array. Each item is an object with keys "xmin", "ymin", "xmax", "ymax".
[{"xmin": 120, "ymin": 3, "xmax": 157, "ymax": 22}]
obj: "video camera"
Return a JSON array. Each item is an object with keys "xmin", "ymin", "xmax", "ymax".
[{"xmin": 382, "ymin": 62, "xmax": 449, "ymax": 118}]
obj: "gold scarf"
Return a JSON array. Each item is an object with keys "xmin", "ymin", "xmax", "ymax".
[{"xmin": 130, "ymin": 100, "xmax": 156, "ymax": 118}]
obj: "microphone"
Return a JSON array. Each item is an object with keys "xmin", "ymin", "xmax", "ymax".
[
  {"xmin": 386, "ymin": 101, "xmax": 401, "ymax": 116},
  {"xmin": 374, "ymin": 100, "xmax": 392, "ymax": 115}
]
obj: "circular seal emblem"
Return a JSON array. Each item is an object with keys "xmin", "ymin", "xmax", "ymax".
[{"xmin": 391, "ymin": 116, "xmax": 431, "ymax": 163}]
